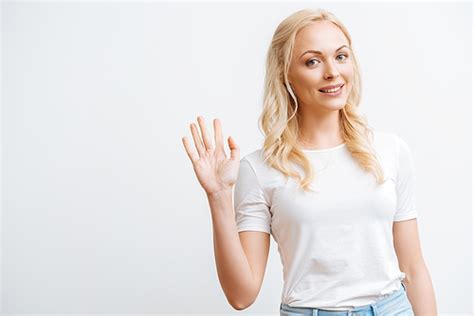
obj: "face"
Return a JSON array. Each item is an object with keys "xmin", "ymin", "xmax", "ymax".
[{"xmin": 288, "ymin": 20, "xmax": 354, "ymax": 114}]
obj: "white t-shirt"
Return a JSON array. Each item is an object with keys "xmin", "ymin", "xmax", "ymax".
[{"xmin": 233, "ymin": 131, "xmax": 418, "ymax": 310}]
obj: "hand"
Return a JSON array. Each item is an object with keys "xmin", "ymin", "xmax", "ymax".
[{"xmin": 182, "ymin": 116, "xmax": 240, "ymax": 195}]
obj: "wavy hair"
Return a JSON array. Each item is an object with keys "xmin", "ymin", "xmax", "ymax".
[{"xmin": 258, "ymin": 8, "xmax": 387, "ymax": 193}]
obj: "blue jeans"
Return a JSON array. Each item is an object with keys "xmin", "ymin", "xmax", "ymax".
[{"xmin": 280, "ymin": 282, "xmax": 414, "ymax": 316}]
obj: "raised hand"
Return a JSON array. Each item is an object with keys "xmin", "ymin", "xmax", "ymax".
[{"xmin": 182, "ymin": 116, "xmax": 240, "ymax": 196}]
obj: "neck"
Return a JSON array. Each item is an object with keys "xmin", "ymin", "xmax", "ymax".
[{"xmin": 297, "ymin": 109, "xmax": 344, "ymax": 149}]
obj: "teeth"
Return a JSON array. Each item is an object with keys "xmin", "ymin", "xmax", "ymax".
[{"xmin": 321, "ymin": 85, "xmax": 342, "ymax": 93}]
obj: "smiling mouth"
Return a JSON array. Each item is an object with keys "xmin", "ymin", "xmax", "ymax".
[{"xmin": 319, "ymin": 84, "xmax": 344, "ymax": 93}]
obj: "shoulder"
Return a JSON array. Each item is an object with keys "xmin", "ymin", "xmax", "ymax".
[
  {"xmin": 241, "ymin": 148, "xmax": 266, "ymax": 170},
  {"xmin": 372, "ymin": 130, "xmax": 408, "ymax": 156},
  {"xmin": 368, "ymin": 130, "xmax": 394, "ymax": 154},
  {"xmin": 240, "ymin": 148, "xmax": 287, "ymax": 187},
  {"xmin": 372, "ymin": 130, "xmax": 415, "ymax": 174},
  {"xmin": 241, "ymin": 148, "xmax": 263, "ymax": 161}
]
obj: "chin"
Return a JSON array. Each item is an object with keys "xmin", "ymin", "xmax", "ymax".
[
  {"xmin": 319, "ymin": 100, "xmax": 347, "ymax": 110},
  {"xmin": 315, "ymin": 105, "xmax": 345, "ymax": 113}
]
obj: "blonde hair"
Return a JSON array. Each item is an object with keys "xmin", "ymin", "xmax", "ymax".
[{"xmin": 259, "ymin": 8, "xmax": 387, "ymax": 192}]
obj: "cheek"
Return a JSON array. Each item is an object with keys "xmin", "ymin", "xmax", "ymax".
[
  {"xmin": 344, "ymin": 64, "xmax": 355, "ymax": 81},
  {"xmin": 342, "ymin": 68, "xmax": 354, "ymax": 90},
  {"xmin": 297, "ymin": 71, "xmax": 320, "ymax": 88}
]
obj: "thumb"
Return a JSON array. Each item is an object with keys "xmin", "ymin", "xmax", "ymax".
[{"xmin": 227, "ymin": 136, "xmax": 240, "ymax": 160}]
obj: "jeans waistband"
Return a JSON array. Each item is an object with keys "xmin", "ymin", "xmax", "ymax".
[{"xmin": 280, "ymin": 282, "xmax": 408, "ymax": 316}]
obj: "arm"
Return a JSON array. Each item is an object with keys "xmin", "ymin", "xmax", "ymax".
[
  {"xmin": 208, "ymin": 189, "xmax": 268, "ymax": 310},
  {"xmin": 393, "ymin": 218, "xmax": 438, "ymax": 315},
  {"xmin": 182, "ymin": 116, "xmax": 263, "ymax": 310}
]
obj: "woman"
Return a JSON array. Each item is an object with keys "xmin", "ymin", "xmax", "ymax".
[{"xmin": 182, "ymin": 8, "xmax": 437, "ymax": 315}]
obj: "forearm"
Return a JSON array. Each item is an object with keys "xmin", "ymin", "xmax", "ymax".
[
  {"xmin": 404, "ymin": 265, "xmax": 438, "ymax": 315},
  {"xmin": 207, "ymin": 189, "xmax": 257, "ymax": 310}
]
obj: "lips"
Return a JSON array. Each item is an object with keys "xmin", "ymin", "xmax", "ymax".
[{"xmin": 319, "ymin": 83, "xmax": 344, "ymax": 92}]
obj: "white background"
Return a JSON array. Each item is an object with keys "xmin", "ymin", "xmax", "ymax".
[{"xmin": 2, "ymin": 1, "xmax": 472, "ymax": 315}]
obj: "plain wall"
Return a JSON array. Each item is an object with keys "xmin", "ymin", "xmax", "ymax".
[{"xmin": 2, "ymin": 1, "xmax": 472, "ymax": 314}]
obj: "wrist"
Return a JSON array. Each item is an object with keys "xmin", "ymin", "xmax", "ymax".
[{"xmin": 206, "ymin": 188, "xmax": 233, "ymax": 201}]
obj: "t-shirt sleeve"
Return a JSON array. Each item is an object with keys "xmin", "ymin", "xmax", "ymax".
[
  {"xmin": 233, "ymin": 157, "xmax": 271, "ymax": 234},
  {"xmin": 393, "ymin": 135, "xmax": 418, "ymax": 222}
]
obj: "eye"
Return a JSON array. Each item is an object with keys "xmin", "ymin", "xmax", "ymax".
[
  {"xmin": 305, "ymin": 54, "xmax": 349, "ymax": 67},
  {"xmin": 337, "ymin": 53, "xmax": 348, "ymax": 61},
  {"xmin": 305, "ymin": 59, "xmax": 320, "ymax": 67}
]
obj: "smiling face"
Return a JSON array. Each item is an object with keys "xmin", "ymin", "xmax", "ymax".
[{"xmin": 288, "ymin": 20, "xmax": 354, "ymax": 114}]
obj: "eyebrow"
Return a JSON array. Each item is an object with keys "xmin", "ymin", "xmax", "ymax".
[{"xmin": 300, "ymin": 45, "xmax": 349, "ymax": 58}]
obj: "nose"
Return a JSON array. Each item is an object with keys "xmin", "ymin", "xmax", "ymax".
[{"xmin": 323, "ymin": 60, "xmax": 340, "ymax": 80}]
